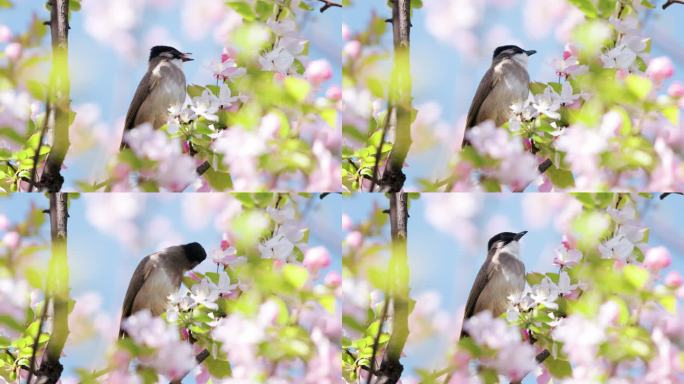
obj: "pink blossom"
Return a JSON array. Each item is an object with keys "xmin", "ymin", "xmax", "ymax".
[
  {"xmin": 601, "ymin": 110, "xmax": 623, "ymax": 135},
  {"xmin": 2, "ymin": 231, "xmax": 20, "ymax": 249},
  {"xmin": 345, "ymin": 231, "xmax": 363, "ymax": 248},
  {"xmin": 211, "ymin": 246, "xmax": 246, "ymax": 268},
  {"xmin": 259, "ymin": 113, "xmax": 281, "ymax": 139},
  {"xmin": 325, "ymin": 86, "xmax": 342, "ymax": 101},
  {"xmin": 668, "ymin": 82, "xmax": 684, "ymax": 98},
  {"xmin": 5, "ymin": 42, "xmax": 22, "ymax": 61},
  {"xmin": 0, "ymin": 25, "xmax": 11, "ymax": 42},
  {"xmin": 324, "ymin": 271, "xmax": 341, "ymax": 288},
  {"xmin": 665, "ymin": 271, "xmax": 682, "ymax": 288},
  {"xmin": 562, "ymin": 234, "xmax": 577, "ymax": 250},
  {"xmin": 0, "ymin": 215, "xmax": 9, "ymax": 231},
  {"xmin": 646, "ymin": 56, "xmax": 674, "ymax": 84},
  {"xmin": 303, "ymin": 246, "xmax": 331, "ymax": 272},
  {"xmin": 305, "ymin": 59, "xmax": 333, "ymax": 86},
  {"xmin": 257, "ymin": 300, "xmax": 281, "ymax": 326},
  {"xmin": 341, "ymin": 213, "xmax": 353, "ymax": 231},
  {"xmin": 644, "ymin": 246, "xmax": 672, "ymax": 271},
  {"xmin": 342, "ymin": 23, "xmax": 351, "ymax": 40},
  {"xmin": 343, "ymin": 40, "xmax": 361, "ymax": 59},
  {"xmin": 554, "ymin": 247, "xmax": 582, "ymax": 267}
]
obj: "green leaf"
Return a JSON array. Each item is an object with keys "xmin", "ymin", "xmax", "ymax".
[
  {"xmin": 547, "ymin": 166, "xmax": 575, "ymax": 189},
  {"xmin": 545, "ymin": 357, "xmax": 572, "ymax": 378},
  {"xmin": 203, "ymin": 167, "xmax": 233, "ymax": 191},
  {"xmin": 255, "ymin": 0, "xmax": 273, "ymax": 18},
  {"xmin": 227, "ymin": 1, "xmax": 256, "ymax": 20},
  {"xmin": 282, "ymin": 264, "xmax": 308, "ymax": 289},
  {"xmin": 284, "ymin": 77, "xmax": 311, "ymax": 103},
  {"xmin": 0, "ymin": 0, "xmax": 13, "ymax": 8},
  {"xmin": 568, "ymin": 0, "xmax": 598, "ymax": 17},
  {"xmin": 625, "ymin": 75, "xmax": 652, "ymax": 100},
  {"xmin": 187, "ymin": 84, "xmax": 205, "ymax": 98},
  {"xmin": 205, "ymin": 356, "xmax": 232, "ymax": 377},
  {"xmin": 623, "ymin": 265, "xmax": 649, "ymax": 289}
]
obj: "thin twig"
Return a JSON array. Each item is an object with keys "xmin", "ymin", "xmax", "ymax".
[
  {"xmin": 317, "ymin": 0, "xmax": 342, "ymax": 12},
  {"xmin": 509, "ymin": 349, "xmax": 550, "ymax": 384},
  {"xmin": 366, "ymin": 296, "xmax": 390, "ymax": 383},
  {"xmin": 28, "ymin": 97, "xmax": 51, "ymax": 192},
  {"xmin": 663, "ymin": 0, "xmax": 684, "ymax": 9},
  {"xmin": 169, "ymin": 349, "xmax": 210, "ymax": 384},
  {"xmin": 369, "ymin": 103, "xmax": 394, "ymax": 192},
  {"xmin": 25, "ymin": 298, "xmax": 51, "ymax": 384}
]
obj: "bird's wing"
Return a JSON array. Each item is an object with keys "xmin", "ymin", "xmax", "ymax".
[
  {"xmin": 120, "ymin": 70, "xmax": 160, "ymax": 150},
  {"xmin": 460, "ymin": 253, "xmax": 496, "ymax": 338},
  {"xmin": 463, "ymin": 66, "xmax": 498, "ymax": 147},
  {"xmin": 118, "ymin": 255, "xmax": 155, "ymax": 337}
]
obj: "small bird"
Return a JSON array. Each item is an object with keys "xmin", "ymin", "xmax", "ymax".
[
  {"xmin": 119, "ymin": 242, "xmax": 206, "ymax": 337},
  {"xmin": 460, "ymin": 231, "xmax": 527, "ymax": 339},
  {"xmin": 462, "ymin": 45, "xmax": 536, "ymax": 147},
  {"xmin": 120, "ymin": 45, "xmax": 193, "ymax": 150}
]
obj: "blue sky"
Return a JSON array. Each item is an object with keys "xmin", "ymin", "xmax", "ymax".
[
  {"xmin": 344, "ymin": 0, "xmax": 684, "ymax": 187},
  {"xmin": 342, "ymin": 193, "xmax": 684, "ymax": 381},
  {"xmin": 0, "ymin": 192, "xmax": 342, "ymax": 379},
  {"xmin": 0, "ymin": 1, "xmax": 341, "ymax": 188}
]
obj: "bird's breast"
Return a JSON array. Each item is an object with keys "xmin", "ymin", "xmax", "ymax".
[{"xmin": 132, "ymin": 267, "xmax": 179, "ymax": 316}]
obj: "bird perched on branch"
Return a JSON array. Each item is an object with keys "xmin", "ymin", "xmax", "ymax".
[
  {"xmin": 460, "ymin": 231, "xmax": 527, "ymax": 339},
  {"xmin": 462, "ymin": 45, "xmax": 536, "ymax": 147},
  {"xmin": 118, "ymin": 242, "xmax": 206, "ymax": 338},
  {"xmin": 120, "ymin": 45, "xmax": 193, "ymax": 150}
]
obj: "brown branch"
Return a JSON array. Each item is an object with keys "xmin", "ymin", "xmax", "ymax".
[
  {"xmin": 375, "ymin": 192, "xmax": 410, "ymax": 384},
  {"xmin": 25, "ymin": 297, "xmax": 51, "ymax": 384},
  {"xmin": 39, "ymin": 0, "xmax": 71, "ymax": 192},
  {"xmin": 317, "ymin": 0, "xmax": 342, "ymax": 12},
  {"xmin": 28, "ymin": 98, "xmax": 51, "ymax": 192},
  {"xmin": 369, "ymin": 103, "xmax": 393, "ymax": 192},
  {"xmin": 663, "ymin": 0, "xmax": 684, "ymax": 9},
  {"xmin": 381, "ymin": 0, "xmax": 412, "ymax": 193},
  {"xmin": 35, "ymin": 192, "xmax": 70, "ymax": 384},
  {"xmin": 169, "ymin": 349, "xmax": 210, "ymax": 384},
  {"xmin": 366, "ymin": 295, "xmax": 390, "ymax": 383},
  {"xmin": 509, "ymin": 349, "xmax": 550, "ymax": 384}
]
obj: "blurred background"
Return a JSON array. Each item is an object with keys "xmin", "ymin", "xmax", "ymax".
[
  {"xmin": 342, "ymin": 192, "xmax": 684, "ymax": 382},
  {"xmin": 343, "ymin": 0, "xmax": 684, "ymax": 189},
  {"xmin": 0, "ymin": 192, "xmax": 342, "ymax": 380},
  {"xmin": 0, "ymin": 0, "xmax": 341, "ymax": 189}
]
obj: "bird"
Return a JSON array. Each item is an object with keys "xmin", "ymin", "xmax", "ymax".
[
  {"xmin": 120, "ymin": 45, "xmax": 193, "ymax": 150},
  {"xmin": 462, "ymin": 45, "xmax": 536, "ymax": 147},
  {"xmin": 460, "ymin": 231, "xmax": 527, "ymax": 339},
  {"xmin": 118, "ymin": 242, "xmax": 206, "ymax": 338}
]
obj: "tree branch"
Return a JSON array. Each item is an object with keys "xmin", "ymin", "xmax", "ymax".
[
  {"xmin": 369, "ymin": 103, "xmax": 393, "ymax": 192},
  {"xmin": 509, "ymin": 349, "xmax": 550, "ymax": 384},
  {"xmin": 317, "ymin": 0, "xmax": 342, "ymax": 12},
  {"xmin": 28, "ymin": 98, "xmax": 51, "ymax": 192},
  {"xmin": 366, "ymin": 294, "xmax": 390, "ymax": 383},
  {"xmin": 663, "ymin": 0, "xmax": 684, "ymax": 9},
  {"xmin": 35, "ymin": 192, "xmax": 70, "ymax": 384},
  {"xmin": 39, "ymin": 0, "xmax": 71, "ymax": 192},
  {"xmin": 25, "ymin": 297, "xmax": 51, "ymax": 384},
  {"xmin": 375, "ymin": 192, "xmax": 410, "ymax": 384},
  {"xmin": 381, "ymin": 0, "xmax": 412, "ymax": 193},
  {"xmin": 169, "ymin": 349, "xmax": 210, "ymax": 384}
]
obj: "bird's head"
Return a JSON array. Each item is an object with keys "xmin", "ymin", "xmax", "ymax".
[
  {"xmin": 181, "ymin": 242, "xmax": 207, "ymax": 268},
  {"xmin": 487, "ymin": 231, "xmax": 527, "ymax": 253},
  {"xmin": 149, "ymin": 45, "xmax": 194, "ymax": 64},
  {"xmin": 492, "ymin": 45, "xmax": 536, "ymax": 67}
]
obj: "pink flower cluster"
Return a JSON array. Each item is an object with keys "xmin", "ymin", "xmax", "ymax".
[
  {"xmin": 462, "ymin": 311, "xmax": 537, "ymax": 381},
  {"xmin": 120, "ymin": 310, "xmax": 196, "ymax": 380}
]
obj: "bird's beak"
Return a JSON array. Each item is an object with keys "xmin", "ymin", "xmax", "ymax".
[
  {"xmin": 514, "ymin": 231, "xmax": 528, "ymax": 241},
  {"xmin": 181, "ymin": 53, "xmax": 194, "ymax": 62},
  {"xmin": 525, "ymin": 50, "xmax": 537, "ymax": 56}
]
